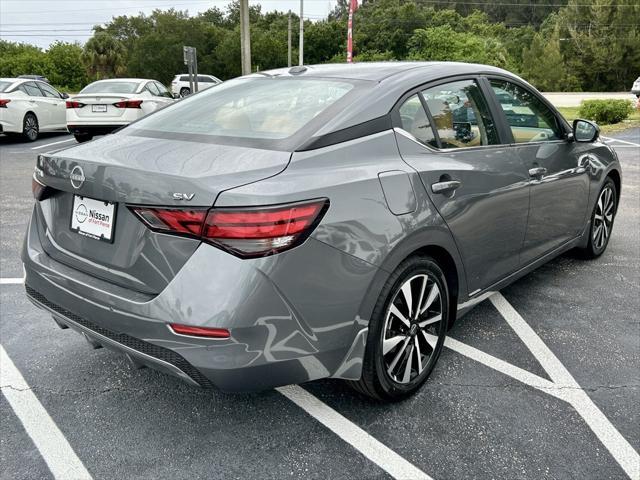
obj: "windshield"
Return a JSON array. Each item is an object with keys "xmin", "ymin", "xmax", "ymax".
[
  {"xmin": 130, "ymin": 77, "xmax": 354, "ymax": 140},
  {"xmin": 80, "ymin": 81, "xmax": 140, "ymax": 94},
  {"xmin": 0, "ymin": 81, "xmax": 13, "ymax": 92}
]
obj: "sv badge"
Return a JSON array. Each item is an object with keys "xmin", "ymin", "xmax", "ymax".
[{"xmin": 172, "ymin": 192, "xmax": 195, "ymax": 201}]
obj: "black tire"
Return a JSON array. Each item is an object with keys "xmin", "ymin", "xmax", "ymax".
[
  {"xmin": 180, "ymin": 87, "xmax": 190, "ymax": 97},
  {"xmin": 74, "ymin": 133, "xmax": 93, "ymax": 143},
  {"xmin": 578, "ymin": 177, "xmax": 617, "ymax": 259},
  {"xmin": 22, "ymin": 113, "xmax": 39, "ymax": 142},
  {"xmin": 350, "ymin": 255, "xmax": 449, "ymax": 401}
]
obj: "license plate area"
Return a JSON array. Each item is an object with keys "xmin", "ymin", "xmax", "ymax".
[
  {"xmin": 92, "ymin": 104, "xmax": 107, "ymax": 113},
  {"xmin": 70, "ymin": 195, "xmax": 116, "ymax": 243}
]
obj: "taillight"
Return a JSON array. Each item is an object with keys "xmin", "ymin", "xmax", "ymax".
[
  {"xmin": 168, "ymin": 323, "xmax": 230, "ymax": 339},
  {"xmin": 65, "ymin": 100, "xmax": 85, "ymax": 108},
  {"xmin": 129, "ymin": 199, "xmax": 329, "ymax": 258},
  {"xmin": 113, "ymin": 100, "xmax": 143, "ymax": 109},
  {"xmin": 130, "ymin": 208, "xmax": 207, "ymax": 236},
  {"xmin": 0, "ymin": 99, "xmax": 10, "ymax": 108}
]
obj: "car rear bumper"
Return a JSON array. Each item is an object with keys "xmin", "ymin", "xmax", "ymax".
[
  {"xmin": 67, "ymin": 124, "xmax": 125, "ymax": 136},
  {"xmin": 22, "ymin": 206, "xmax": 376, "ymax": 391},
  {"xmin": 0, "ymin": 110, "xmax": 21, "ymax": 133}
]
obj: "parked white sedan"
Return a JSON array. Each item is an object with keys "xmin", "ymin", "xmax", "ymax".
[
  {"xmin": 66, "ymin": 78, "xmax": 174, "ymax": 142},
  {"xmin": 0, "ymin": 78, "xmax": 67, "ymax": 141}
]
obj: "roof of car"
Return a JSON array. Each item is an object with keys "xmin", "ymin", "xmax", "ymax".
[
  {"xmin": 89, "ymin": 78, "xmax": 153, "ymax": 83},
  {"xmin": 255, "ymin": 61, "xmax": 528, "ymax": 147},
  {"xmin": 258, "ymin": 61, "xmax": 511, "ymax": 82}
]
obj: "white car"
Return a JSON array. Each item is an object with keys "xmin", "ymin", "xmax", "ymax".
[
  {"xmin": 632, "ymin": 76, "xmax": 640, "ymax": 97},
  {"xmin": 170, "ymin": 74, "xmax": 222, "ymax": 97},
  {"xmin": 66, "ymin": 78, "xmax": 174, "ymax": 142},
  {"xmin": 0, "ymin": 77, "xmax": 67, "ymax": 141}
]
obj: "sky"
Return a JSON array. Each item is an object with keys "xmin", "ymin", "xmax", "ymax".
[{"xmin": 0, "ymin": 0, "xmax": 337, "ymax": 49}]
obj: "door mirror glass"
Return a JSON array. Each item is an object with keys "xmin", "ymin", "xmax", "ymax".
[
  {"xmin": 573, "ymin": 119, "xmax": 599, "ymax": 142},
  {"xmin": 60, "ymin": 92, "xmax": 69, "ymax": 99}
]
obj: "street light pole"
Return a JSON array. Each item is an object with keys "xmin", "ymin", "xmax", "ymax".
[
  {"xmin": 288, "ymin": 10, "xmax": 292, "ymax": 68},
  {"xmin": 298, "ymin": 0, "xmax": 304, "ymax": 65},
  {"xmin": 240, "ymin": 0, "xmax": 251, "ymax": 75}
]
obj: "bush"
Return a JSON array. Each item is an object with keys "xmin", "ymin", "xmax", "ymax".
[{"xmin": 578, "ymin": 99, "xmax": 634, "ymax": 125}]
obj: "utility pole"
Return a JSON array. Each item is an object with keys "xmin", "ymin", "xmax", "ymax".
[
  {"xmin": 287, "ymin": 10, "xmax": 292, "ymax": 68},
  {"xmin": 298, "ymin": 0, "xmax": 304, "ymax": 65},
  {"xmin": 239, "ymin": 0, "xmax": 251, "ymax": 75}
]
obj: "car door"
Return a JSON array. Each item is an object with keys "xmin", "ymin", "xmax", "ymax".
[
  {"xmin": 394, "ymin": 78, "xmax": 530, "ymax": 294},
  {"xmin": 21, "ymin": 82, "xmax": 50, "ymax": 124},
  {"xmin": 486, "ymin": 78, "xmax": 590, "ymax": 265},
  {"xmin": 36, "ymin": 82, "xmax": 66, "ymax": 128}
]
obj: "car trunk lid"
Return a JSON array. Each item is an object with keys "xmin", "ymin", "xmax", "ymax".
[{"xmin": 35, "ymin": 134, "xmax": 290, "ymax": 294}]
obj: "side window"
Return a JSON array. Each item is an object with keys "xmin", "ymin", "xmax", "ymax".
[
  {"xmin": 22, "ymin": 82, "xmax": 43, "ymax": 97},
  {"xmin": 145, "ymin": 82, "xmax": 160, "ymax": 96},
  {"xmin": 154, "ymin": 82, "xmax": 172, "ymax": 98},
  {"xmin": 398, "ymin": 94, "xmax": 437, "ymax": 148},
  {"xmin": 490, "ymin": 79, "xmax": 563, "ymax": 143},
  {"xmin": 422, "ymin": 79, "xmax": 500, "ymax": 149},
  {"xmin": 197, "ymin": 76, "xmax": 212, "ymax": 83},
  {"xmin": 179, "ymin": 76, "xmax": 190, "ymax": 82},
  {"xmin": 38, "ymin": 82, "xmax": 61, "ymax": 98}
]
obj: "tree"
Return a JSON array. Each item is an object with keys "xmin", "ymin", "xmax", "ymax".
[
  {"xmin": 553, "ymin": 0, "xmax": 640, "ymax": 91},
  {"xmin": 82, "ymin": 33, "xmax": 126, "ymax": 80},
  {"xmin": 520, "ymin": 30, "xmax": 580, "ymax": 91},
  {"xmin": 408, "ymin": 25, "xmax": 511, "ymax": 68},
  {"xmin": 46, "ymin": 42, "xmax": 88, "ymax": 90}
]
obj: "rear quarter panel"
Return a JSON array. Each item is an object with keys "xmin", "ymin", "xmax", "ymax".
[{"xmin": 216, "ymin": 130, "xmax": 468, "ymax": 330}]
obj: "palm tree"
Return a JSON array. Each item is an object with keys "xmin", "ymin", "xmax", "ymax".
[{"xmin": 82, "ymin": 32, "xmax": 126, "ymax": 80}]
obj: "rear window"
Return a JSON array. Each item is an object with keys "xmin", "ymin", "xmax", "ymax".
[
  {"xmin": 80, "ymin": 81, "xmax": 140, "ymax": 94},
  {"xmin": 130, "ymin": 77, "xmax": 354, "ymax": 140},
  {"xmin": 0, "ymin": 81, "xmax": 12, "ymax": 92}
]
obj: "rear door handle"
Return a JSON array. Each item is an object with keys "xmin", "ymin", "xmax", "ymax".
[
  {"xmin": 528, "ymin": 167, "xmax": 547, "ymax": 178},
  {"xmin": 431, "ymin": 180, "xmax": 461, "ymax": 194}
]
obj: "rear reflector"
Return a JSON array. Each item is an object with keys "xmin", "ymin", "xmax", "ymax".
[
  {"xmin": 32, "ymin": 174, "xmax": 54, "ymax": 201},
  {"xmin": 129, "ymin": 199, "xmax": 329, "ymax": 258},
  {"xmin": 113, "ymin": 100, "xmax": 143, "ymax": 109},
  {"xmin": 168, "ymin": 323, "xmax": 230, "ymax": 339},
  {"xmin": 0, "ymin": 99, "xmax": 10, "ymax": 108},
  {"xmin": 65, "ymin": 100, "xmax": 85, "ymax": 108}
]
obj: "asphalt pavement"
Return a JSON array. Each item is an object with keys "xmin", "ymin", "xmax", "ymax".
[{"xmin": 0, "ymin": 129, "xmax": 638, "ymax": 480}]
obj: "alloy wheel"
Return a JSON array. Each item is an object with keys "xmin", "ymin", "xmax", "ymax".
[
  {"xmin": 24, "ymin": 115, "xmax": 38, "ymax": 141},
  {"xmin": 593, "ymin": 185, "xmax": 615, "ymax": 250},
  {"xmin": 382, "ymin": 274, "xmax": 443, "ymax": 384}
]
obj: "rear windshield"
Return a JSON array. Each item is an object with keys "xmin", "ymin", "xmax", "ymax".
[
  {"xmin": 80, "ymin": 81, "xmax": 140, "ymax": 94},
  {"xmin": 0, "ymin": 81, "xmax": 12, "ymax": 92},
  {"xmin": 130, "ymin": 77, "xmax": 354, "ymax": 141}
]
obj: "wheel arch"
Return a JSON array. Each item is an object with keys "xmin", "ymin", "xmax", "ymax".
[
  {"xmin": 358, "ymin": 228, "xmax": 467, "ymax": 331},
  {"xmin": 607, "ymin": 168, "xmax": 621, "ymax": 213}
]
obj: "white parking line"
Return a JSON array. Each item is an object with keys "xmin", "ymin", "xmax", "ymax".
[
  {"xmin": 31, "ymin": 138, "xmax": 74, "ymax": 150},
  {"xmin": 489, "ymin": 293, "xmax": 640, "ymax": 480},
  {"xmin": 602, "ymin": 136, "xmax": 640, "ymax": 147},
  {"xmin": 277, "ymin": 385, "xmax": 433, "ymax": 480},
  {"xmin": 0, "ymin": 277, "xmax": 24, "ymax": 285},
  {"xmin": 0, "ymin": 345, "xmax": 92, "ymax": 480}
]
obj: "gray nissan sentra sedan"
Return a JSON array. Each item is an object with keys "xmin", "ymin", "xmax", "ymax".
[{"xmin": 23, "ymin": 62, "xmax": 621, "ymax": 401}]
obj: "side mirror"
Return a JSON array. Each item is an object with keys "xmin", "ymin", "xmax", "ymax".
[
  {"xmin": 573, "ymin": 119, "xmax": 600, "ymax": 143},
  {"xmin": 60, "ymin": 92, "xmax": 69, "ymax": 99}
]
